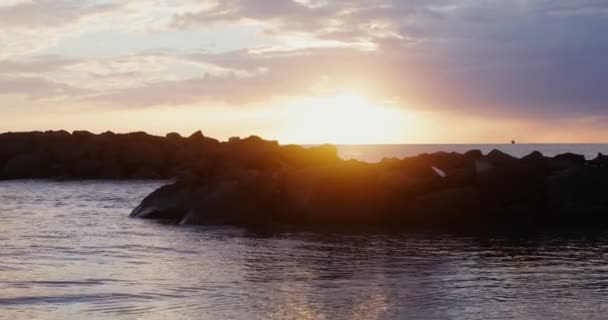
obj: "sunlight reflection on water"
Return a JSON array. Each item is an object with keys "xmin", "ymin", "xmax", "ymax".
[{"xmin": 1, "ymin": 180, "xmax": 608, "ymax": 319}]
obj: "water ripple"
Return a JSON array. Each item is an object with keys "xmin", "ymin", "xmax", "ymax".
[{"xmin": 2, "ymin": 181, "xmax": 608, "ymax": 319}]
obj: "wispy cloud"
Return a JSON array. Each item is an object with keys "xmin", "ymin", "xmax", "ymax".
[
  {"xmin": 0, "ymin": 75, "xmax": 89, "ymax": 99},
  {"xmin": 0, "ymin": 55, "xmax": 78, "ymax": 73},
  {"xmin": 0, "ymin": 0, "xmax": 607, "ymax": 126},
  {"xmin": 0, "ymin": 0, "xmax": 120, "ymax": 29}
]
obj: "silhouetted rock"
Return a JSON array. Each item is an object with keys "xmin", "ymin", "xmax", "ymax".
[
  {"xmin": 72, "ymin": 130, "xmax": 95, "ymax": 139},
  {"xmin": 522, "ymin": 151, "xmax": 545, "ymax": 162},
  {"xmin": 188, "ymin": 130, "xmax": 205, "ymax": 141},
  {"xmin": 180, "ymin": 170, "xmax": 280, "ymax": 226},
  {"xmin": 166, "ymin": 132, "xmax": 182, "ymax": 140},
  {"xmin": 464, "ymin": 149, "xmax": 483, "ymax": 161},
  {"xmin": 3, "ymin": 130, "xmax": 608, "ymax": 230},
  {"xmin": 403, "ymin": 187, "xmax": 483, "ymax": 226},
  {"xmin": 474, "ymin": 160, "xmax": 493, "ymax": 174},
  {"xmin": 425, "ymin": 152, "xmax": 467, "ymax": 169},
  {"xmin": 280, "ymin": 144, "xmax": 338, "ymax": 168},
  {"xmin": 72, "ymin": 159, "xmax": 103, "ymax": 178},
  {"xmin": 521, "ymin": 152, "xmax": 549, "ymax": 171},
  {"xmin": 590, "ymin": 153, "xmax": 608, "ymax": 167},
  {"xmin": 554, "ymin": 152, "xmax": 586, "ymax": 163},
  {"xmin": 122, "ymin": 143, "xmax": 165, "ymax": 168},
  {"xmin": 2, "ymin": 153, "xmax": 47, "ymax": 179},
  {"xmin": 223, "ymin": 135, "xmax": 281, "ymax": 170},
  {"xmin": 485, "ymin": 149, "xmax": 517, "ymax": 165},
  {"xmin": 46, "ymin": 130, "xmax": 71, "ymax": 138},
  {"xmin": 550, "ymin": 152, "xmax": 586, "ymax": 171},
  {"xmin": 130, "ymin": 168, "xmax": 163, "ymax": 180},
  {"xmin": 71, "ymin": 159, "xmax": 123, "ymax": 179},
  {"xmin": 131, "ymin": 182, "xmax": 199, "ymax": 219},
  {"xmin": 546, "ymin": 165, "xmax": 608, "ymax": 222},
  {"xmin": 127, "ymin": 135, "xmax": 608, "ymax": 230}
]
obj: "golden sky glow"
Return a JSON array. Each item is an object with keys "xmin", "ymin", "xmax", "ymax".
[
  {"xmin": 274, "ymin": 94, "xmax": 413, "ymax": 144},
  {"xmin": 2, "ymin": 91, "xmax": 607, "ymax": 144},
  {"xmin": 0, "ymin": 1, "xmax": 607, "ymax": 143}
]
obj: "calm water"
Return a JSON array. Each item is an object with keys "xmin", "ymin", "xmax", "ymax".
[{"xmin": 2, "ymin": 144, "xmax": 608, "ymax": 319}]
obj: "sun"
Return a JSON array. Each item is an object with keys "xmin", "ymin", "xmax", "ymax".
[{"xmin": 277, "ymin": 93, "xmax": 413, "ymax": 144}]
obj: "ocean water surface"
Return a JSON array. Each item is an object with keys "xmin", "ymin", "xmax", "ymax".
[{"xmin": 2, "ymin": 144, "xmax": 608, "ymax": 319}]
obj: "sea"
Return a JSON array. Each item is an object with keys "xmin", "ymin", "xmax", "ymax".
[{"xmin": 2, "ymin": 144, "xmax": 608, "ymax": 320}]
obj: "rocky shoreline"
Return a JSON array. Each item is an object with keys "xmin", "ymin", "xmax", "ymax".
[
  {"xmin": 0, "ymin": 130, "xmax": 223, "ymax": 180},
  {"xmin": 3, "ymin": 131, "xmax": 608, "ymax": 230},
  {"xmin": 127, "ymin": 134, "xmax": 608, "ymax": 230}
]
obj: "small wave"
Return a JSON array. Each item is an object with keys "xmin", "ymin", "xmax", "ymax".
[{"xmin": 0, "ymin": 293, "xmax": 144, "ymax": 306}]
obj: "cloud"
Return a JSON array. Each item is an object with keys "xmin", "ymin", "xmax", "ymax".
[
  {"xmin": 162, "ymin": 0, "xmax": 608, "ymax": 118},
  {"xmin": 170, "ymin": 0, "xmax": 440, "ymax": 43},
  {"xmin": 89, "ymin": 42, "xmax": 608, "ymax": 119},
  {"xmin": 0, "ymin": 55, "xmax": 78, "ymax": 74},
  {"xmin": 1, "ymin": 0, "xmax": 607, "ymax": 122},
  {"xmin": 0, "ymin": 76, "xmax": 89, "ymax": 99},
  {"xmin": 86, "ymin": 47, "xmax": 370, "ymax": 107},
  {"xmin": 87, "ymin": 67, "xmax": 289, "ymax": 107},
  {"xmin": 0, "ymin": 55, "xmax": 89, "ymax": 100},
  {"xmin": 0, "ymin": 0, "xmax": 126, "ymax": 57},
  {"xmin": 0, "ymin": 0, "xmax": 120, "ymax": 29}
]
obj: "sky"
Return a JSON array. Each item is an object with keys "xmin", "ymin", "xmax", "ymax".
[{"xmin": 1, "ymin": 0, "xmax": 607, "ymax": 143}]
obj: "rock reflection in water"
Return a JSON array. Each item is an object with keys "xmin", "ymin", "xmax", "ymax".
[{"xmin": 2, "ymin": 181, "xmax": 608, "ymax": 319}]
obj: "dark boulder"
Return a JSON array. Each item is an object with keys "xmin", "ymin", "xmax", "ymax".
[
  {"xmin": 126, "ymin": 134, "xmax": 608, "ymax": 230},
  {"xmin": 45, "ymin": 130, "xmax": 71, "ymax": 138},
  {"xmin": 522, "ymin": 151, "xmax": 545, "ymax": 162},
  {"xmin": 546, "ymin": 166, "xmax": 608, "ymax": 223},
  {"xmin": 1, "ymin": 153, "xmax": 48, "ymax": 179},
  {"xmin": 280, "ymin": 144, "xmax": 339, "ymax": 168},
  {"xmin": 550, "ymin": 152, "xmax": 586, "ymax": 171},
  {"xmin": 166, "ymin": 132, "xmax": 182, "ymax": 140},
  {"xmin": 121, "ymin": 143, "xmax": 166, "ymax": 168},
  {"xmin": 554, "ymin": 152, "xmax": 585, "ymax": 163},
  {"xmin": 71, "ymin": 160, "xmax": 103, "ymax": 178},
  {"xmin": 71, "ymin": 159, "xmax": 123, "ymax": 179},
  {"xmin": 130, "ymin": 168, "xmax": 163, "ymax": 180},
  {"xmin": 132, "ymin": 170, "xmax": 279, "ymax": 225},
  {"xmin": 130, "ymin": 182, "xmax": 203, "ymax": 220},
  {"xmin": 0, "ymin": 142, "xmax": 26, "ymax": 161},
  {"xmin": 188, "ymin": 130, "xmax": 205, "ymax": 142},
  {"xmin": 425, "ymin": 152, "xmax": 467, "ymax": 170},
  {"xmin": 179, "ymin": 170, "xmax": 281, "ymax": 225},
  {"xmin": 484, "ymin": 149, "xmax": 517, "ymax": 166},
  {"xmin": 443, "ymin": 166, "xmax": 476, "ymax": 187},
  {"xmin": 222, "ymin": 135, "xmax": 281, "ymax": 170},
  {"xmin": 100, "ymin": 131, "xmax": 116, "ymax": 139},
  {"xmin": 476, "ymin": 161, "xmax": 547, "ymax": 208},
  {"xmin": 590, "ymin": 153, "xmax": 608, "ymax": 167},
  {"xmin": 49, "ymin": 140, "xmax": 86, "ymax": 163},
  {"xmin": 464, "ymin": 149, "xmax": 483, "ymax": 161},
  {"xmin": 521, "ymin": 151, "xmax": 549, "ymax": 170},
  {"xmin": 122, "ymin": 131, "xmax": 150, "ymax": 141},
  {"xmin": 98, "ymin": 142, "xmax": 121, "ymax": 163},
  {"xmin": 400, "ymin": 187, "xmax": 483, "ymax": 226},
  {"xmin": 72, "ymin": 130, "xmax": 95, "ymax": 139}
]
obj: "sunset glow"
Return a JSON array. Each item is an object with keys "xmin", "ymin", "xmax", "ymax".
[
  {"xmin": 277, "ymin": 94, "xmax": 412, "ymax": 144},
  {"xmin": 0, "ymin": 0, "xmax": 606, "ymax": 143},
  {"xmin": 3, "ymin": 2, "xmax": 608, "ymax": 320}
]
